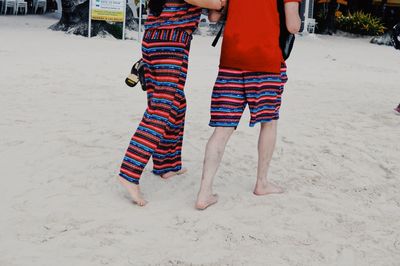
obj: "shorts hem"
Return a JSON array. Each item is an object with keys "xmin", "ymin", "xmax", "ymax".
[
  {"xmin": 209, "ymin": 122, "xmax": 239, "ymax": 128},
  {"xmin": 249, "ymin": 117, "xmax": 279, "ymax": 127},
  {"xmin": 152, "ymin": 165, "xmax": 182, "ymax": 175}
]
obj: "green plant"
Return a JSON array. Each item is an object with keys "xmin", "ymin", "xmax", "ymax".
[{"xmin": 336, "ymin": 11, "xmax": 386, "ymax": 36}]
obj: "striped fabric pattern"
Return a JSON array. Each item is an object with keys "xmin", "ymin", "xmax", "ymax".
[
  {"xmin": 120, "ymin": 29, "xmax": 192, "ymax": 184},
  {"xmin": 209, "ymin": 65, "xmax": 288, "ymax": 128},
  {"xmin": 145, "ymin": 0, "xmax": 202, "ymax": 33}
]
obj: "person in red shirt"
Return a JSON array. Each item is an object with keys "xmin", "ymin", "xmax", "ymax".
[{"xmin": 196, "ymin": 0, "xmax": 302, "ymax": 210}]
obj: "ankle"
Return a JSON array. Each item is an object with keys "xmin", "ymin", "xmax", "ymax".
[
  {"xmin": 198, "ymin": 186, "xmax": 213, "ymax": 195},
  {"xmin": 256, "ymin": 178, "xmax": 268, "ymax": 185}
]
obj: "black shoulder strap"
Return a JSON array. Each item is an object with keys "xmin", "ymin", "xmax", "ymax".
[
  {"xmin": 211, "ymin": 4, "xmax": 229, "ymax": 47},
  {"xmin": 212, "ymin": 23, "xmax": 225, "ymax": 47}
]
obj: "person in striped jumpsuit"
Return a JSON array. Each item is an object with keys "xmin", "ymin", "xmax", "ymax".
[{"xmin": 119, "ymin": 0, "xmax": 226, "ymax": 206}]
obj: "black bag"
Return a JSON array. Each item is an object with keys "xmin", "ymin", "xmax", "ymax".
[
  {"xmin": 278, "ymin": 0, "xmax": 296, "ymax": 60},
  {"xmin": 393, "ymin": 23, "xmax": 400, "ymax": 50},
  {"xmin": 125, "ymin": 59, "xmax": 147, "ymax": 91}
]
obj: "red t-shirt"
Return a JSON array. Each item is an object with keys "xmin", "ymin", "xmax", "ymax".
[{"xmin": 220, "ymin": 0, "xmax": 301, "ymax": 73}]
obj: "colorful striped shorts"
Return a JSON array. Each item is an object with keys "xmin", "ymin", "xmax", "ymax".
[{"xmin": 209, "ymin": 64, "xmax": 288, "ymax": 127}]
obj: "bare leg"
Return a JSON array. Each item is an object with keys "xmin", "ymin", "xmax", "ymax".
[
  {"xmin": 254, "ymin": 121, "xmax": 284, "ymax": 195},
  {"xmin": 118, "ymin": 176, "xmax": 148, "ymax": 206},
  {"xmin": 196, "ymin": 127, "xmax": 235, "ymax": 210}
]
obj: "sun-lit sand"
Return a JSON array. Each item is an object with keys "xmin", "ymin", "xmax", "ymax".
[{"xmin": 1, "ymin": 15, "xmax": 399, "ymax": 266}]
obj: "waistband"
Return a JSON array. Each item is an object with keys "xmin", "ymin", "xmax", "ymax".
[{"xmin": 143, "ymin": 28, "xmax": 192, "ymax": 45}]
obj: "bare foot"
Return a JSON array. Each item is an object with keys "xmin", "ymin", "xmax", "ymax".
[
  {"xmin": 118, "ymin": 176, "xmax": 147, "ymax": 206},
  {"xmin": 160, "ymin": 168, "xmax": 188, "ymax": 179},
  {"xmin": 253, "ymin": 180, "xmax": 284, "ymax": 196},
  {"xmin": 195, "ymin": 191, "xmax": 219, "ymax": 210}
]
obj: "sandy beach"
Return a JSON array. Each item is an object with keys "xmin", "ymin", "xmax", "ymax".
[{"xmin": 0, "ymin": 15, "xmax": 400, "ymax": 266}]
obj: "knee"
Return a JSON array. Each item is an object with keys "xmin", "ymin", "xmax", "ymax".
[
  {"xmin": 260, "ymin": 121, "xmax": 277, "ymax": 131},
  {"xmin": 213, "ymin": 127, "xmax": 235, "ymax": 143}
]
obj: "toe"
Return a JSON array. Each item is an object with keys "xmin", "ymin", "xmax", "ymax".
[{"xmin": 136, "ymin": 199, "xmax": 147, "ymax": 206}]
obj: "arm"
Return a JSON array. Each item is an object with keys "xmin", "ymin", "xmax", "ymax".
[
  {"xmin": 208, "ymin": 0, "xmax": 227, "ymax": 22},
  {"xmin": 185, "ymin": 0, "xmax": 224, "ymax": 10},
  {"xmin": 208, "ymin": 10, "xmax": 223, "ymax": 22},
  {"xmin": 284, "ymin": 2, "xmax": 301, "ymax": 34}
]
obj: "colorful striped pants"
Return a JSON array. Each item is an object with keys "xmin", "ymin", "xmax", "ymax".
[{"xmin": 120, "ymin": 29, "xmax": 192, "ymax": 184}]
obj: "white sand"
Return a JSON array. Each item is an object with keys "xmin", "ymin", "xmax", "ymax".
[{"xmin": 1, "ymin": 15, "xmax": 399, "ymax": 266}]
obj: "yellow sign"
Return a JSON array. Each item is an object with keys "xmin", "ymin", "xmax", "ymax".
[
  {"xmin": 92, "ymin": 10, "xmax": 124, "ymax": 22},
  {"xmin": 91, "ymin": 0, "xmax": 125, "ymax": 22}
]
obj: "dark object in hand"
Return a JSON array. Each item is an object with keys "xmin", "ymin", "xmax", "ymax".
[
  {"xmin": 277, "ymin": 0, "xmax": 296, "ymax": 60},
  {"xmin": 125, "ymin": 59, "xmax": 147, "ymax": 91}
]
